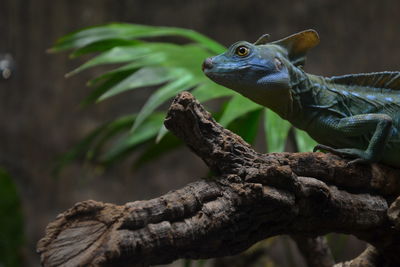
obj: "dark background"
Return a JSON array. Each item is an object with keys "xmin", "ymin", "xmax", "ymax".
[{"xmin": 1, "ymin": 0, "xmax": 400, "ymax": 266}]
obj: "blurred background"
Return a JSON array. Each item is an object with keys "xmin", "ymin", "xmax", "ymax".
[{"xmin": 1, "ymin": 0, "xmax": 400, "ymax": 266}]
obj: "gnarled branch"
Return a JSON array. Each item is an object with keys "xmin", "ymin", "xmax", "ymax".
[{"xmin": 37, "ymin": 92, "xmax": 400, "ymax": 266}]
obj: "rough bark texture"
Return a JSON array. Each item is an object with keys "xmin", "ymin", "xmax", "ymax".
[{"xmin": 37, "ymin": 92, "xmax": 400, "ymax": 266}]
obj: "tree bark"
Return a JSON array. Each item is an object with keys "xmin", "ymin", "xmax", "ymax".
[{"xmin": 37, "ymin": 92, "xmax": 400, "ymax": 266}]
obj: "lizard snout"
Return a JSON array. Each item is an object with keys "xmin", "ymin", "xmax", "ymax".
[{"xmin": 202, "ymin": 57, "xmax": 213, "ymax": 72}]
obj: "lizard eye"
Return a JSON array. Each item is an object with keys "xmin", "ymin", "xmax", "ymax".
[{"xmin": 235, "ymin": 46, "xmax": 250, "ymax": 57}]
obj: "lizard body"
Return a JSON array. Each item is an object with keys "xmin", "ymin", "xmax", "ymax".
[{"xmin": 202, "ymin": 30, "xmax": 400, "ymax": 167}]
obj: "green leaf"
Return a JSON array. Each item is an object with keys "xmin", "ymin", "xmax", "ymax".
[
  {"xmin": 86, "ymin": 115, "xmax": 137, "ymax": 161},
  {"xmin": 218, "ymin": 94, "xmax": 263, "ymax": 127},
  {"xmin": 51, "ymin": 23, "xmax": 233, "ymax": 170},
  {"xmin": 134, "ymin": 133, "xmax": 182, "ymax": 168},
  {"xmin": 196, "ymin": 260, "xmax": 207, "ymax": 267},
  {"xmin": 52, "ymin": 23, "xmax": 225, "ymax": 54},
  {"xmin": 87, "ymin": 55, "xmax": 162, "ymax": 87},
  {"xmin": 228, "ymin": 109, "xmax": 262, "ymax": 144},
  {"xmin": 70, "ymin": 39, "xmax": 141, "ymax": 58},
  {"xmin": 66, "ymin": 45, "xmax": 155, "ymax": 77},
  {"xmin": 264, "ymin": 109, "xmax": 291, "ymax": 152},
  {"xmin": 183, "ymin": 259, "xmax": 192, "ymax": 267},
  {"xmin": 53, "ymin": 125, "xmax": 110, "ymax": 176},
  {"xmin": 102, "ymin": 113, "xmax": 165, "ymax": 163},
  {"xmin": 326, "ymin": 234, "xmax": 349, "ymax": 261},
  {"xmin": 131, "ymin": 74, "xmax": 195, "ymax": 133},
  {"xmin": 53, "ymin": 115, "xmax": 136, "ymax": 175},
  {"xmin": 155, "ymin": 124, "xmax": 169, "ymax": 143},
  {"xmin": 69, "ymin": 42, "xmax": 213, "ymax": 86},
  {"xmin": 82, "ymin": 69, "xmax": 138, "ymax": 105},
  {"xmin": 191, "ymin": 82, "xmax": 234, "ymax": 102},
  {"xmin": 0, "ymin": 168, "xmax": 24, "ymax": 267},
  {"xmin": 157, "ymin": 44, "xmax": 213, "ymax": 78},
  {"xmin": 294, "ymin": 128, "xmax": 318, "ymax": 152},
  {"xmin": 98, "ymin": 67, "xmax": 175, "ymax": 101}
]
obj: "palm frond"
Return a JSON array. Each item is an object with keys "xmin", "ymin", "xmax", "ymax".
[{"xmin": 54, "ymin": 23, "xmax": 315, "ymax": 170}]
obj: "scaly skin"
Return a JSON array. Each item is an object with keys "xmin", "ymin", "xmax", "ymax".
[{"xmin": 202, "ymin": 30, "xmax": 400, "ymax": 167}]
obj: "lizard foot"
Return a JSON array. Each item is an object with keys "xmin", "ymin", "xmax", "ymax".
[{"xmin": 313, "ymin": 144, "xmax": 374, "ymax": 166}]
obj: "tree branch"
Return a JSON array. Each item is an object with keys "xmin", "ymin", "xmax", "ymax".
[{"xmin": 37, "ymin": 92, "xmax": 400, "ymax": 266}]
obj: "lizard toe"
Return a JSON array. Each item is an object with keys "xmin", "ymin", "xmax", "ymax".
[
  {"xmin": 313, "ymin": 144, "xmax": 335, "ymax": 153},
  {"xmin": 346, "ymin": 157, "xmax": 371, "ymax": 166}
]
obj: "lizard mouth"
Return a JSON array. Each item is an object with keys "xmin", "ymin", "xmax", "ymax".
[
  {"xmin": 202, "ymin": 57, "xmax": 213, "ymax": 72},
  {"xmin": 202, "ymin": 58, "xmax": 252, "ymax": 75}
]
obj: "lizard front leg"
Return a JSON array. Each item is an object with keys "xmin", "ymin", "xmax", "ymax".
[{"xmin": 313, "ymin": 114, "xmax": 393, "ymax": 165}]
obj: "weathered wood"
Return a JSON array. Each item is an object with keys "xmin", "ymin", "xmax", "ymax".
[{"xmin": 37, "ymin": 92, "xmax": 400, "ymax": 266}]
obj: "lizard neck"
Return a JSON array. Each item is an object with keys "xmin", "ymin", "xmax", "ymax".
[
  {"xmin": 285, "ymin": 64, "xmax": 326, "ymax": 128},
  {"xmin": 288, "ymin": 65, "xmax": 327, "ymax": 108},
  {"xmin": 288, "ymin": 65, "xmax": 314, "ymax": 96},
  {"xmin": 247, "ymin": 87, "xmax": 293, "ymax": 119},
  {"xmin": 287, "ymin": 65, "xmax": 310, "ymax": 116},
  {"xmin": 248, "ymin": 64, "xmax": 319, "ymax": 120},
  {"xmin": 231, "ymin": 78, "xmax": 294, "ymax": 120}
]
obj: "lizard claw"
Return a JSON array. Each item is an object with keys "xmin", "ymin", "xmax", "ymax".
[
  {"xmin": 313, "ymin": 144, "xmax": 336, "ymax": 153},
  {"xmin": 314, "ymin": 144, "xmax": 375, "ymax": 166},
  {"xmin": 346, "ymin": 157, "xmax": 371, "ymax": 167}
]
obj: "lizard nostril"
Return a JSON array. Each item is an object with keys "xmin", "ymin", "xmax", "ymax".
[{"xmin": 202, "ymin": 58, "xmax": 213, "ymax": 71}]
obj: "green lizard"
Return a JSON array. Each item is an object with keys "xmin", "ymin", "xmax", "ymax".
[{"xmin": 202, "ymin": 30, "xmax": 400, "ymax": 167}]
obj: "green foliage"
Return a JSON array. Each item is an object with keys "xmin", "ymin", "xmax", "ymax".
[
  {"xmin": 219, "ymin": 93, "xmax": 262, "ymax": 127},
  {"xmin": 326, "ymin": 233, "xmax": 349, "ymax": 262},
  {"xmin": 0, "ymin": 168, "xmax": 24, "ymax": 267},
  {"xmin": 227, "ymin": 109, "xmax": 263, "ymax": 144},
  {"xmin": 294, "ymin": 128, "xmax": 318, "ymax": 152},
  {"xmin": 264, "ymin": 109, "xmax": 291, "ymax": 152},
  {"xmin": 182, "ymin": 259, "xmax": 206, "ymax": 267},
  {"xmin": 54, "ymin": 23, "xmax": 317, "ymax": 169}
]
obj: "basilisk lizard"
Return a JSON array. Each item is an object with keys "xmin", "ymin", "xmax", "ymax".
[{"xmin": 202, "ymin": 30, "xmax": 400, "ymax": 167}]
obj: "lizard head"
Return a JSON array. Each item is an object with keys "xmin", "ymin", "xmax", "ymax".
[{"xmin": 202, "ymin": 30, "xmax": 319, "ymax": 109}]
